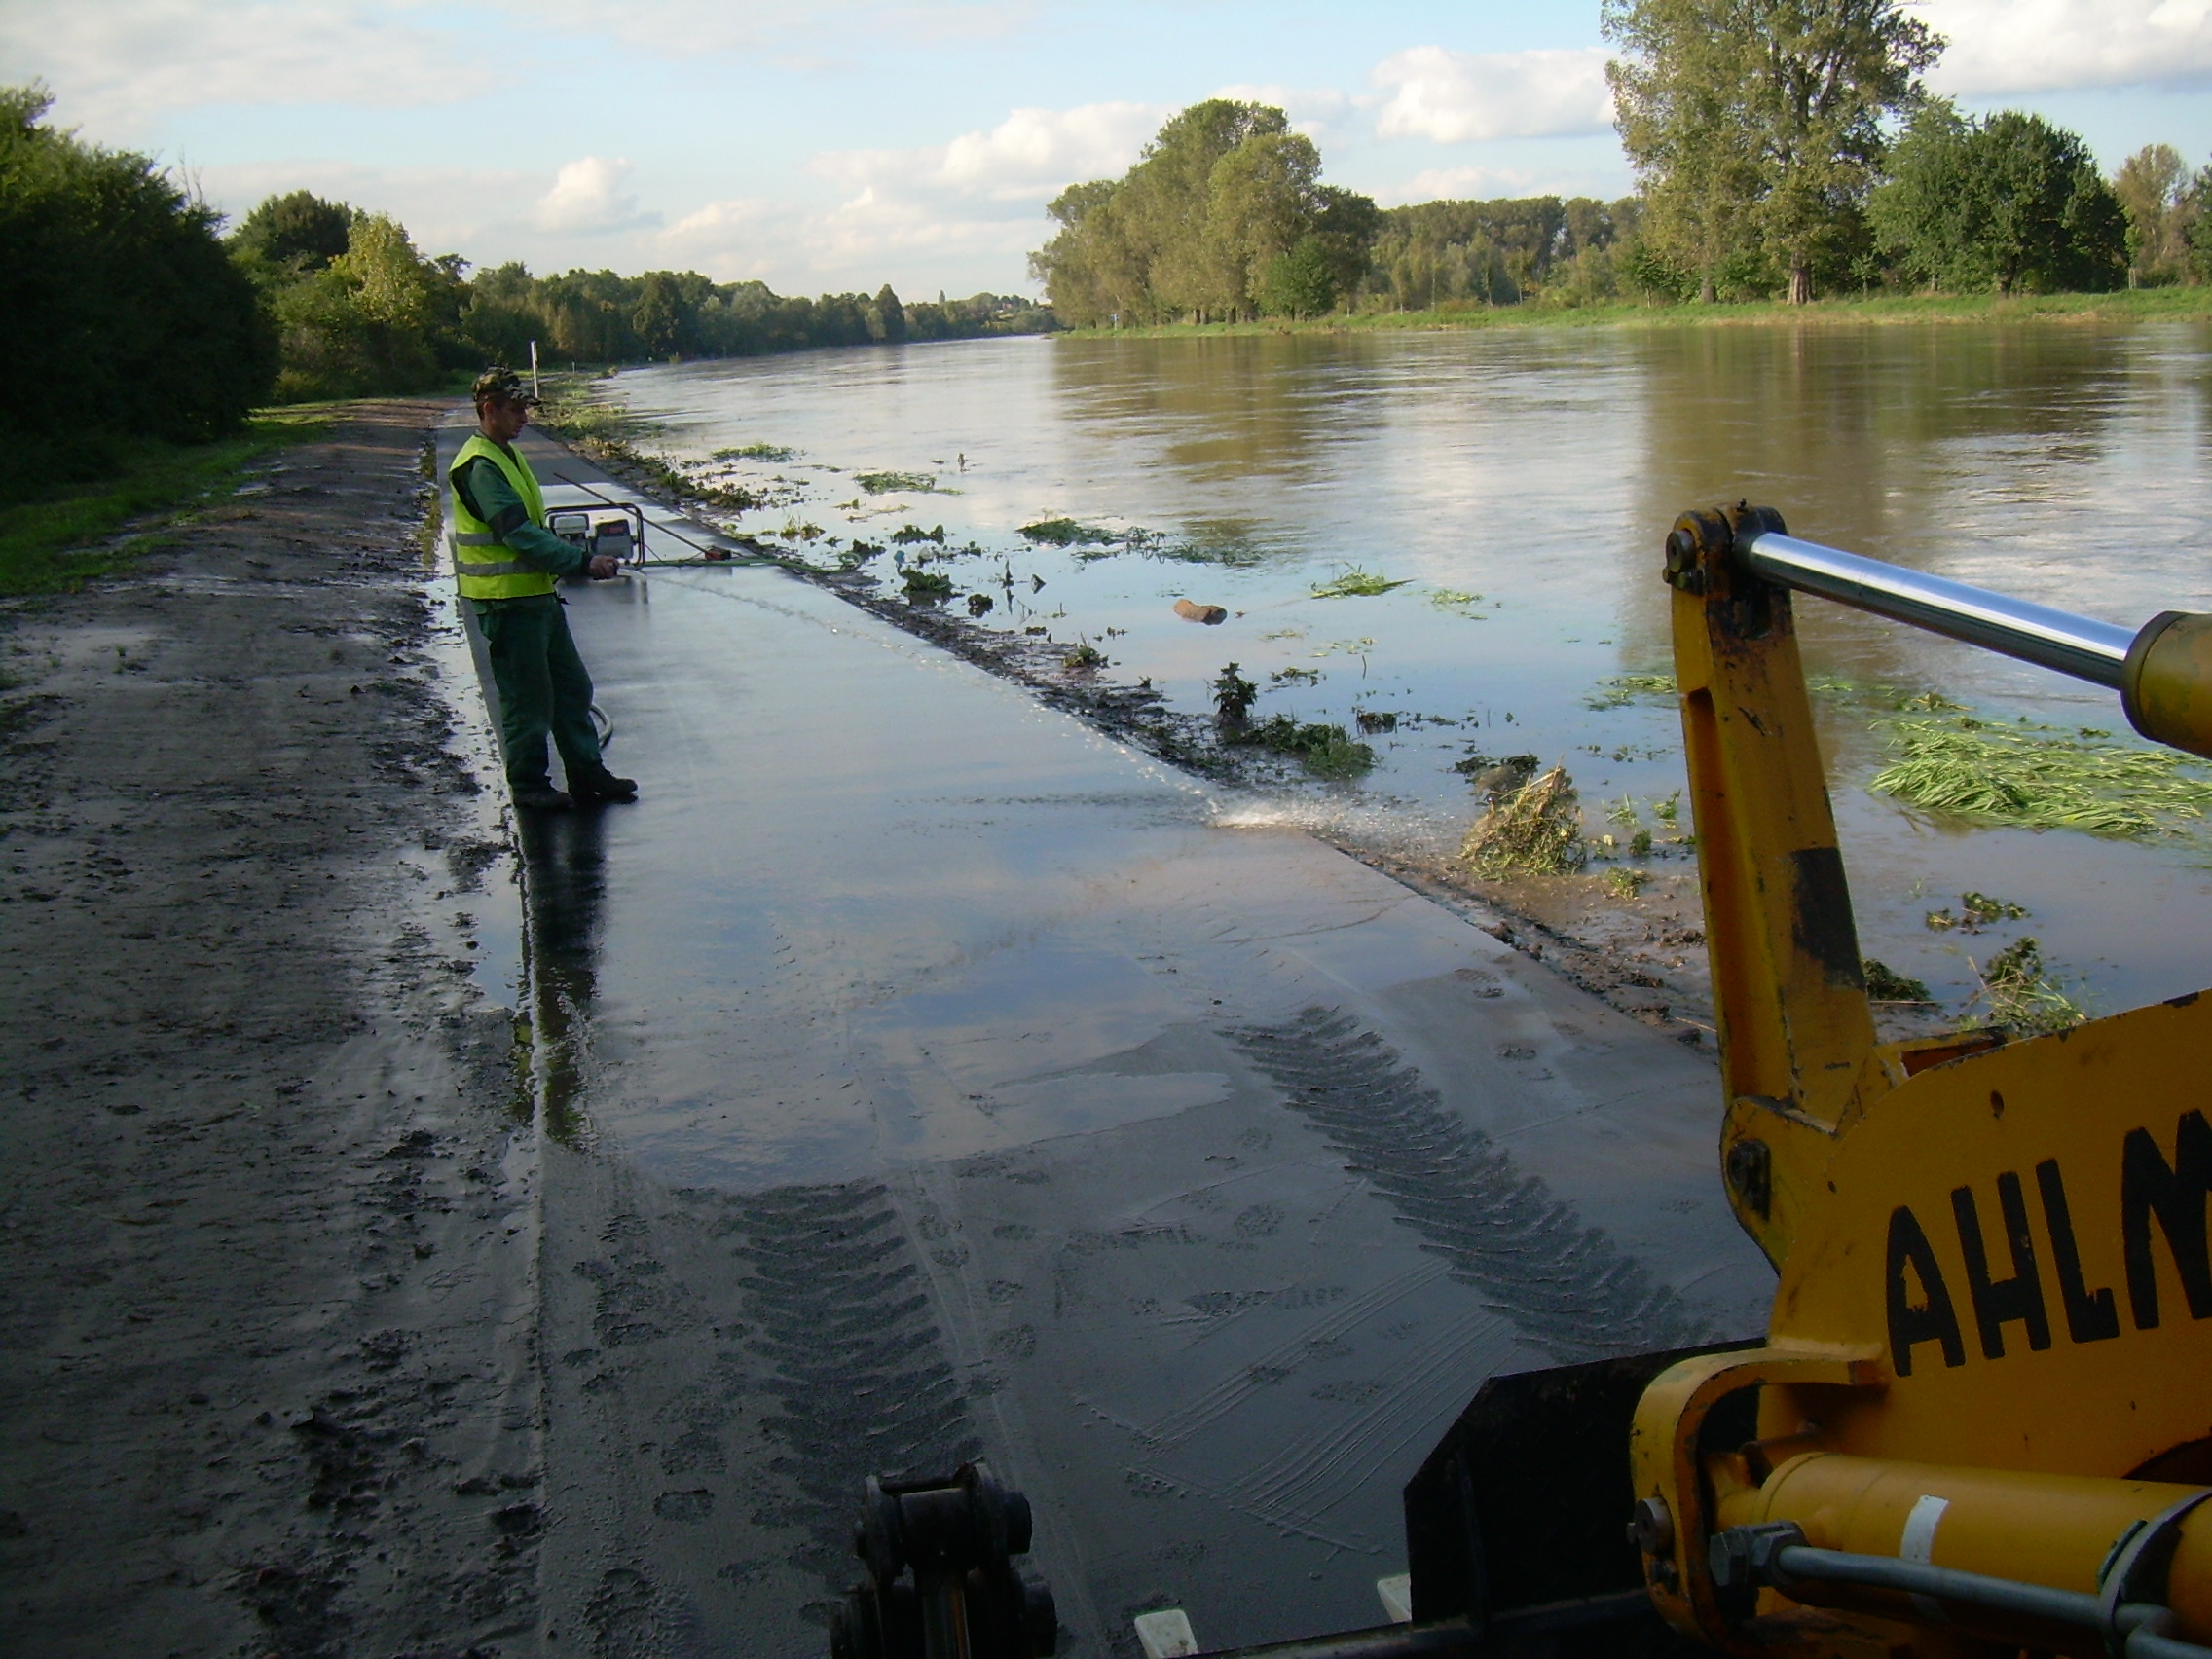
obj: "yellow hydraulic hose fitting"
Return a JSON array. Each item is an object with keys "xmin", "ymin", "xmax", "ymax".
[{"xmin": 2122, "ymin": 610, "xmax": 2212, "ymax": 761}]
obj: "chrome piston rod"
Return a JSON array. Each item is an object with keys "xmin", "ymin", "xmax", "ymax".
[{"xmin": 1738, "ymin": 531, "xmax": 2138, "ymax": 690}]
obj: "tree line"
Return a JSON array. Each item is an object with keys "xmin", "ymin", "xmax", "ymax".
[
  {"xmin": 232, "ymin": 187, "xmax": 1051, "ymax": 402},
  {"xmin": 0, "ymin": 80, "xmax": 1050, "ymax": 504},
  {"xmin": 1036, "ymin": 6, "xmax": 2212, "ymax": 324}
]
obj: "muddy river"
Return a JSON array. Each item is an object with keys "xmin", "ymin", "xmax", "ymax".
[{"xmin": 602, "ymin": 320, "xmax": 2212, "ymax": 1028}]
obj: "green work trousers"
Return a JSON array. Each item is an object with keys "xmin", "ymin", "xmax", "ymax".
[{"xmin": 474, "ymin": 593, "xmax": 608, "ymax": 792}]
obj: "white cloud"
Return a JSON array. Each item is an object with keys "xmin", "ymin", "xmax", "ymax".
[
  {"xmin": 534, "ymin": 157, "xmax": 658, "ymax": 234},
  {"xmin": 813, "ymin": 101, "xmax": 1164, "ymax": 204},
  {"xmin": 194, "ymin": 158, "xmax": 535, "ymax": 249},
  {"xmin": 480, "ymin": 0, "xmax": 1034, "ymax": 57},
  {"xmin": 1371, "ymin": 45, "xmax": 1615, "ymax": 143},
  {"xmin": 1373, "ymin": 166, "xmax": 1545, "ymax": 207},
  {"xmin": 0, "ymin": 1, "xmax": 476, "ymax": 134},
  {"xmin": 1921, "ymin": 0, "xmax": 2212, "ymax": 93}
]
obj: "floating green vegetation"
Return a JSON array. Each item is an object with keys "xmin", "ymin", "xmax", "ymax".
[
  {"xmin": 1310, "ymin": 566, "xmax": 1410, "ymax": 599},
  {"xmin": 1228, "ymin": 714, "xmax": 1376, "ymax": 778},
  {"xmin": 1063, "ymin": 640, "xmax": 1107, "ymax": 671},
  {"xmin": 1313, "ymin": 638, "xmax": 1376, "ymax": 665},
  {"xmin": 1461, "ymin": 765, "xmax": 1586, "ymax": 877},
  {"xmin": 1019, "ymin": 516, "xmax": 1117, "ymax": 547},
  {"xmin": 715, "ymin": 442, "xmax": 797, "ymax": 462},
  {"xmin": 1271, "ymin": 666, "xmax": 1322, "ymax": 686},
  {"xmin": 855, "ymin": 470, "xmax": 947, "ymax": 495},
  {"xmin": 1968, "ymin": 937, "xmax": 2088, "ymax": 1036},
  {"xmin": 1585, "ymin": 672, "xmax": 1678, "ymax": 709},
  {"xmin": 901, "ymin": 568, "xmax": 954, "ymax": 601},
  {"xmin": 778, "ymin": 518, "xmax": 825, "ymax": 542},
  {"xmin": 1428, "ymin": 586, "xmax": 1486, "ymax": 617},
  {"xmin": 1259, "ymin": 626, "xmax": 1306, "ymax": 641},
  {"xmin": 1603, "ymin": 866, "xmax": 1652, "ymax": 900},
  {"xmin": 1925, "ymin": 891, "xmax": 2029, "ymax": 932},
  {"xmin": 891, "ymin": 523, "xmax": 947, "ymax": 545},
  {"xmin": 1862, "ymin": 959, "xmax": 1934, "ymax": 1003},
  {"xmin": 1868, "ymin": 714, "xmax": 2212, "ymax": 838}
]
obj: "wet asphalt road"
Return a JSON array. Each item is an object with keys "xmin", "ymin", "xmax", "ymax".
[{"xmin": 447, "ymin": 426, "xmax": 1775, "ymax": 1657}]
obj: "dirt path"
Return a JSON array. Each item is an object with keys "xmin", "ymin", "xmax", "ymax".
[{"xmin": 0, "ymin": 403, "xmax": 545, "ymax": 1659}]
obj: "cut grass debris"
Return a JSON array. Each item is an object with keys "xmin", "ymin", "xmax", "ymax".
[
  {"xmin": 1453, "ymin": 751, "xmax": 1538, "ymax": 800},
  {"xmin": 1869, "ymin": 713, "xmax": 2212, "ymax": 837},
  {"xmin": 715, "ymin": 442, "xmax": 797, "ymax": 462},
  {"xmin": 0, "ymin": 410, "xmax": 332, "ymax": 597},
  {"xmin": 1310, "ymin": 566, "xmax": 1409, "ymax": 599},
  {"xmin": 1460, "ymin": 764, "xmax": 1586, "ymax": 876},
  {"xmin": 1966, "ymin": 936, "xmax": 2088, "ymax": 1036},
  {"xmin": 1603, "ymin": 866, "xmax": 1652, "ymax": 900}
]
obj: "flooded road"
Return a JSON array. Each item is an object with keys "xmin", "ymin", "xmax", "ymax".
[
  {"xmin": 450, "ymin": 427, "xmax": 1777, "ymax": 1654},
  {"xmin": 608, "ymin": 321, "xmax": 2212, "ymax": 1018}
]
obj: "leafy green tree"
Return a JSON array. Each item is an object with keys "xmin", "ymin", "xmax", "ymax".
[
  {"xmin": 2113, "ymin": 144, "xmax": 2197, "ymax": 286},
  {"xmin": 1029, "ymin": 100, "xmax": 1379, "ymax": 325},
  {"xmin": 0, "ymin": 83, "xmax": 274, "ymax": 500},
  {"xmin": 1870, "ymin": 104, "xmax": 2126, "ymax": 293},
  {"xmin": 1604, "ymin": 0, "xmax": 1941, "ymax": 302},
  {"xmin": 2191, "ymin": 167, "xmax": 2212, "ymax": 282},
  {"xmin": 871, "ymin": 283, "xmax": 907, "ymax": 343},
  {"xmin": 228, "ymin": 189, "xmax": 353, "ymax": 275}
]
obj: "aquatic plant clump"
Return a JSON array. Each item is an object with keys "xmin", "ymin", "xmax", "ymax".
[
  {"xmin": 1585, "ymin": 672, "xmax": 1678, "ymax": 709},
  {"xmin": 854, "ymin": 470, "xmax": 944, "ymax": 495},
  {"xmin": 1862, "ymin": 959, "xmax": 1934, "ymax": 1003},
  {"xmin": 1018, "ymin": 517, "xmax": 1117, "ymax": 547},
  {"xmin": 715, "ymin": 443, "xmax": 796, "ymax": 462},
  {"xmin": 1869, "ymin": 715, "xmax": 2212, "ymax": 837},
  {"xmin": 1460, "ymin": 765, "xmax": 1587, "ymax": 877},
  {"xmin": 1228, "ymin": 714, "xmax": 1376, "ymax": 778},
  {"xmin": 1211, "ymin": 663, "xmax": 1258, "ymax": 727},
  {"xmin": 1310, "ymin": 566, "xmax": 1410, "ymax": 599},
  {"xmin": 1967, "ymin": 937, "xmax": 2088, "ymax": 1036}
]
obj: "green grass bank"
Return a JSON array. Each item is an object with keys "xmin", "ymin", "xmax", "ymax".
[
  {"xmin": 1062, "ymin": 284, "xmax": 2212, "ymax": 340},
  {"xmin": 0, "ymin": 408, "xmax": 335, "ymax": 599}
]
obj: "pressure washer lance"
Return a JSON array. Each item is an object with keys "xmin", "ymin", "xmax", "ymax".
[
  {"xmin": 831, "ymin": 1462, "xmax": 1056, "ymax": 1659},
  {"xmin": 547, "ymin": 469, "xmax": 739, "ymax": 565}
]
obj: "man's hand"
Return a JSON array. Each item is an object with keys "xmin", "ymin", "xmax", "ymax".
[{"xmin": 587, "ymin": 554, "xmax": 620, "ymax": 579}]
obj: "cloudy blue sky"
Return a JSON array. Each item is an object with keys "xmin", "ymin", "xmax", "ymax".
[{"xmin": 6, "ymin": 1, "xmax": 2210, "ymax": 300}]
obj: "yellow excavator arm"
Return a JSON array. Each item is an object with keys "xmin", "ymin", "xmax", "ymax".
[{"xmin": 1633, "ymin": 503, "xmax": 2212, "ymax": 1659}]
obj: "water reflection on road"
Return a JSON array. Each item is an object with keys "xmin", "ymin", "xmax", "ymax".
[{"xmin": 609, "ymin": 319, "xmax": 2212, "ymax": 1015}]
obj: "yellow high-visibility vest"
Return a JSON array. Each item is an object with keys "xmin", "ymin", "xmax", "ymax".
[{"xmin": 448, "ymin": 434, "xmax": 557, "ymax": 600}]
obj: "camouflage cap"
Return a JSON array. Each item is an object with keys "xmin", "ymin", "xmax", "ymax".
[{"xmin": 471, "ymin": 366, "xmax": 537, "ymax": 407}]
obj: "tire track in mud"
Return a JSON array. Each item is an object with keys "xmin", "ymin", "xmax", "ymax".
[
  {"xmin": 1229, "ymin": 1008, "xmax": 1714, "ymax": 1360},
  {"xmin": 719, "ymin": 1181, "xmax": 983, "ymax": 1592}
]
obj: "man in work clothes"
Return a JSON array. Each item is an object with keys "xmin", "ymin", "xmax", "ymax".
[{"xmin": 450, "ymin": 367, "xmax": 638, "ymax": 811}]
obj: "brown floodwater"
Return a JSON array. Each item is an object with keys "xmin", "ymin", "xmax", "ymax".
[{"xmin": 607, "ymin": 319, "xmax": 2212, "ymax": 1022}]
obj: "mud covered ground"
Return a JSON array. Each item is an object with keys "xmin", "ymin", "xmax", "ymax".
[{"xmin": 0, "ymin": 402, "xmax": 544, "ymax": 1658}]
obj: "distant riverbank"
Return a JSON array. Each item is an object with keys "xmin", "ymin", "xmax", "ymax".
[{"xmin": 1062, "ymin": 285, "xmax": 2212, "ymax": 340}]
